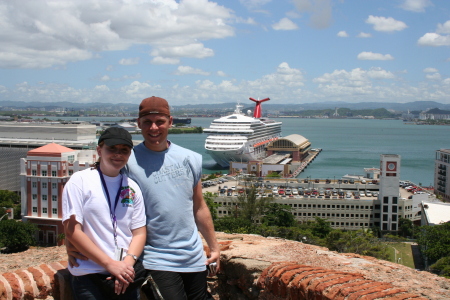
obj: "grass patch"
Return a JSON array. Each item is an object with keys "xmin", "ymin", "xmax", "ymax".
[{"xmin": 385, "ymin": 242, "xmax": 415, "ymax": 268}]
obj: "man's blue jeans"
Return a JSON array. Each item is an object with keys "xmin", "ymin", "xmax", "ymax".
[{"xmin": 143, "ymin": 270, "xmax": 211, "ymax": 300}]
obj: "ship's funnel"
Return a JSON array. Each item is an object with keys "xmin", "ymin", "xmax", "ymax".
[{"xmin": 249, "ymin": 97, "xmax": 270, "ymax": 118}]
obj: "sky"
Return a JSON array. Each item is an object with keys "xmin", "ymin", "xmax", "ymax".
[{"xmin": 0, "ymin": 0, "xmax": 449, "ymax": 106}]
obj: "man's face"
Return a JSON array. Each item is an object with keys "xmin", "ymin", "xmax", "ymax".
[{"xmin": 138, "ymin": 114, "xmax": 173, "ymax": 151}]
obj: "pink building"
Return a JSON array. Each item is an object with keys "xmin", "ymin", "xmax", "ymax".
[{"xmin": 20, "ymin": 143, "xmax": 96, "ymax": 245}]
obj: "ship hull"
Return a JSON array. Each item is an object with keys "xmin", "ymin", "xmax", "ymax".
[{"xmin": 205, "ymin": 146, "xmax": 263, "ymax": 168}]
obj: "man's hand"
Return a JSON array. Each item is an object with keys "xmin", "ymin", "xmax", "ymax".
[
  {"xmin": 65, "ymin": 238, "xmax": 88, "ymax": 267},
  {"xmin": 206, "ymin": 249, "xmax": 220, "ymax": 276}
]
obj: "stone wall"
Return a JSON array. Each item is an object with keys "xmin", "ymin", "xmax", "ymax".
[{"xmin": 0, "ymin": 232, "xmax": 449, "ymax": 299}]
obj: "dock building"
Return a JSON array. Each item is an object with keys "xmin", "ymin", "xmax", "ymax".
[
  {"xmin": 228, "ymin": 134, "xmax": 318, "ymax": 178},
  {"xmin": 0, "ymin": 122, "xmax": 97, "ymax": 192}
]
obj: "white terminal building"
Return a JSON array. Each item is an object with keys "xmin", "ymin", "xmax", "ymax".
[{"xmin": 0, "ymin": 122, "xmax": 97, "ymax": 192}]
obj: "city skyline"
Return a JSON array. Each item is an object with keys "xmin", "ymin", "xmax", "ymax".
[{"xmin": 1, "ymin": 0, "xmax": 449, "ymax": 106}]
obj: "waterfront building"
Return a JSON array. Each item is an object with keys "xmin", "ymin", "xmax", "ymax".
[
  {"xmin": 215, "ymin": 154, "xmax": 426, "ymax": 232},
  {"xmin": 434, "ymin": 149, "xmax": 450, "ymax": 202},
  {"xmin": 228, "ymin": 134, "xmax": 315, "ymax": 178},
  {"xmin": 0, "ymin": 122, "xmax": 96, "ymax": 192},
  {"xmin": 19, "ymin": 143, "xmax": 96, "ymax": 245}
]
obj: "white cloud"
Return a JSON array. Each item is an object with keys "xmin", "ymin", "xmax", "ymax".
[
  {"xmin": 400, "ymin": 0, "xmax": 433, "ymax": 12},
  {"xmin": 367, "ymin": 67, "xmax": 395, "ymax": 79},
  {"xmin": 119, "ymin": 58, "xmax": 140, "ymax": 65},
  {"xmin": 174, "ymin": 66, "xmax": 210, "ymax": 76},
  {"xmin": 417, "ymin": 33, "xmax": 450, "ymax": 46},
  {"xmin": 151, "ymin": 43, "xmax": 214, "ymax": 59},
  {"xmin": 437, "ymin": 21, "xmax": 450, "ymax": 34},
  {"xmin": 357, "ymin": 32, "xmax": 372, "ymax": 38},
  {"xmin": 0, "ymin": 0, "xmax": 235, "ymax": 68},
  {"xmin": 272, "ymin": 18, "xmax": 299, "ymax": 30},
  {"xmin": 100, "ymin": 75, "xmax": 110, "ymax": 82},
  {"xmin": 357, "ymin": 52, "xmax": 394, "ymax": 60},
  {"xmin": 365, "ymin": 15, "xmax": 408, "ymax": 32},
  {"xmin": 94, "ymin": 85, "xmax": 110, "ymax": 92},
  {"xmin": 423, "ymin": 67, "xmax": 438, "ymax": 73},
  {"xmin": 151, "ymin": 57, "xmax": 180, "ymax": 65},
  {"xmin": 217, "ymin": 71, "xmax": 227, "ymax": 77},
  {"xmin": 337, "ymin": 31, "xmax": 349, "ymax": 37},
  {"xmin": 292, "ymin": 0, "xmax": 333, "ymax": 29},
  {"xmin": 426, "ymin": 73, "xmax": 441, "ymax": 80}
]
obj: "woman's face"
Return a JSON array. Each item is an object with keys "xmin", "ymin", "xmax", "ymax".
[{"xmin": 97, "ymin": 144, "xmax": 132, "ymax": 171}]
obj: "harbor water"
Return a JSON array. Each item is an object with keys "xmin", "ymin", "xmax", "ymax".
[
  {"xmin": 162, "ymin": 117, "xmax": 449, "ymax": 186},
  {"xmin": 38, "ymin": 116, "xmax": 450, "ymax": 186}
]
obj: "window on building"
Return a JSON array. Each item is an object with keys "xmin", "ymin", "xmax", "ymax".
[
  {"xmin": 68, "ymin": 155, "xmax": 75, "ymax": 163},
  {"xmin": 52, "ymin": 183, "xmax": 57, "ymax": 189},
  {"xmin": 69, "ymin": 170, "xmax": 73, "ymax": 175},
  {"xmin": 52, "ymin": 195, "xmax": 57, "ymax": 202},
  {"xmin": 42, "ymin": 208, "xmax": 47, "ymax": 214},
  {"xmin": 42, "ymin": 170, "xmax": 47, "ymax": 176},
  {"xmin": 32, "ymin": 194, "xmax": 37, "ymax": 200},
  {"xmin": 392, "ymin": 215, "xmax": 397, "ymax": 222},
  {"xmin": 391, "ymin": 223, "xmax": 397, "ymax": 231},
  {"xmin": 32, "ymin": 207, "xmax": 37, "ymax": 213},
  {"xmin": 383, "ymin": 205, "xmax": 389, "ymax": 212},
  {"xmin": 42, "ymin": 195, "xmax": 47, "ymax": 201},
  {"xmin": 382, "ymin": 223, "xmax": 388, "ymax": 230},
  {"xmin": 32, "ymin": 170, "xmax": 37, "ymax": 176},
  {"xmin": 383, "ymin": 197, "xmax": 389, "ymax": 204},
  {"xmin": 392, "ymin": 206, "xmax": 397, "ymax": 213},
  {"xmin": 393, "ymin": 197, "xmax": 398, "ymax": 204},
  {"xmin": 42, "ymin": 182, "xmax": 47, "ymax": 189},
  {"xmin": 383, "ymin": 215, "xmax": 388, "ymax": 221},
  {"xmin": 32, "ymin": 182, "xmax": 37, "ymax": 188},
  {"xmin": 52, "ymin": 171, "xmax": 57, "ymax": 177},
  {"xmin": 52, "ymin": 208, "xmax": 57, "ymax": 214}
]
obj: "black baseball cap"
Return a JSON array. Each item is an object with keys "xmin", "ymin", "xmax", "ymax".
[{"xmin": 98, "ymin": 127, "xmax": 133, "ymax": 148}]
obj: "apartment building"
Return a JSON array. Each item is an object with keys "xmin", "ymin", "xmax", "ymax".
[
  {"xmin": 435, "ymin": 149, "xmax": 450, "ymax": 202},
  {"xmin": 19, "ymin": 143, "xmax": 96, "ymax": 245}
]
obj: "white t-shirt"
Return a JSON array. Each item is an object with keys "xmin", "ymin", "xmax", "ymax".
[{"xmin": 62, "ymin": 168, "xmax": 146, "ymax": 276}]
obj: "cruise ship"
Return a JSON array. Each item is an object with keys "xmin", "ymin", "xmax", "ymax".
[{"xmin": 204, "ymin": 98, "xmax": 282, "ymax": 167}]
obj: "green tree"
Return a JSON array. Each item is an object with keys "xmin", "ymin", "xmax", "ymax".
[
  {"xmin": 262, "ymin": 203, "xmax": 295, "ymax": 227},
  {"xmin": 203, "ymin": 192, "xmax": 219, "ymax": 221},
  {"xmin": 236, "ymin": 187, "xmax": 272, "ymax": 223},
  {"xmin": 417, "ymin": 222, "xmax": 450, "ymax": 264},
  {"xmin": 326, "ymin": 229, "xmax": 389, "ymax": 260},
  {"xmin": 398, "ymin": 217, "xmax": 414, "ymax": 238},
  {"xmin": 430, "ymin": 256, "xmax": 450, "ymax": 278},
  {"xmin": 0, "ymin": 220, "xmax": 38, "ymax": 253}
]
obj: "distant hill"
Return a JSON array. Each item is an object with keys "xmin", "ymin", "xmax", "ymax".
[{"xmin": 1, "ymin": 100, "xmax": 449, "ymax": 112}]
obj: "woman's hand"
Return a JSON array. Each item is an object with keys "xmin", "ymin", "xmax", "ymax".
[{"xmin": 105, "ymin": 260, "xmax": 135, "ymax": 295}]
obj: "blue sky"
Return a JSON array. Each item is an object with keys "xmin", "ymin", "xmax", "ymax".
[{"xmin": 0, "ymin": 0, "xmax": 449, "ymax": 106}]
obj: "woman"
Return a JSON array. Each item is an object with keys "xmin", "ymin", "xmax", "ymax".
[{"xmin": 62, "ymin": 127, "xmax": 146, "ymax": 299}]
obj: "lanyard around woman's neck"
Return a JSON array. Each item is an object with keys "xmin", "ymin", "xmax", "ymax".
[{"xmin": 97, "ymin": 165, "xmax": 122, "ymax": 247}]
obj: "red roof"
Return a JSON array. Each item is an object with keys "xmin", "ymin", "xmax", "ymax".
[{"xmin": 28, "ymin": 143, "xmax": 75, "ymax": 157}]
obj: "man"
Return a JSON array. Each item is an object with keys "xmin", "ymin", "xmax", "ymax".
[{"xmin": 69, "ymin": 96, "xmax": 220, "ymax": 299}]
